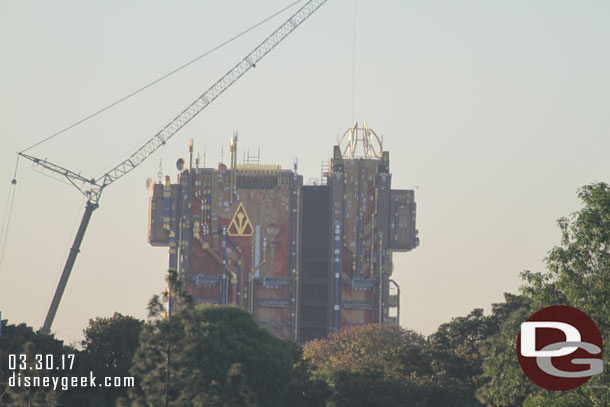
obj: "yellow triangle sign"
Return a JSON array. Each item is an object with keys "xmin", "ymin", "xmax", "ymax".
[{"xmin": 227, "ymin": 202, "xmax": 254, "ymax": 237}]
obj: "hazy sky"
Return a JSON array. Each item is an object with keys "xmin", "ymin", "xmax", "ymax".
[{"xmin": 1, "ymin": 0, "xmax": 609, "ymax": 344}]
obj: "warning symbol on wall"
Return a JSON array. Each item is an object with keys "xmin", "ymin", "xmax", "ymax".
[{"xmin": 227, "ymin": 202, "xmax": 254, "ymax": 236}]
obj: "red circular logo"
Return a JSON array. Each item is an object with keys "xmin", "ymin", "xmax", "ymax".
[{"xmin": 516, "ymin": 305, "xmax": 603, "ymax": 391}]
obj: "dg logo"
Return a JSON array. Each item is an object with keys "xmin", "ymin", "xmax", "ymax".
[{"xmin": 516, "ymin": 305, "xmax": 603, "ymax": 391}]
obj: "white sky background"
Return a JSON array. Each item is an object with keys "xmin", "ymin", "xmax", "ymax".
[{"xmin": 1, "ymin": 0, "xmax": 609, "ymax": 344}]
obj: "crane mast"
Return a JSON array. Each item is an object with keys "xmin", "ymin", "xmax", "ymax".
[{"xmin": 18, "ymin": 0, "xmax": 328, "ymax": 335}]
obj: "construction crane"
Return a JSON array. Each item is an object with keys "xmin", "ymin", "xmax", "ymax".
[{"xmin": 18, "ymin": 0, "xmax": 329, "ymax": 335}]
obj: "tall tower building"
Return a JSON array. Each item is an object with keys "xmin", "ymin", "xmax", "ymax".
[{"xmin": 147, "ymin": 123, "xmax": 418, "ymax": 343}]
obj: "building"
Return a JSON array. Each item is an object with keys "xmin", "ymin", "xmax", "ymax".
[{"xmin": 147, "ymin": 123, "xmax": 419, "ymax": 343}]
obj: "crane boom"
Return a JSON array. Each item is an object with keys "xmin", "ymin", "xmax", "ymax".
[
  {"xmin": 18, "ymin": 153, "xmax": 100, "ymax": 196},
  {"xmin": 100, "ymin": 0, "xmax": 328, "ymax": 203},
  {"xmin": 17, "ymin": 0, "xmax": 329, "ymax": 335}
]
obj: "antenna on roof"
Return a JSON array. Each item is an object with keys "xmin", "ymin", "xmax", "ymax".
[{"xmin": 157, "ymin": 159, "xmax": 163, "ymax": 183}]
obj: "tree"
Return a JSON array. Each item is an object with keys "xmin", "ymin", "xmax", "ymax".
[
  {"xmin": 522, "ymin": 182, "xmax": 610, "ymax": 329},
  {"xmin": 0, "ymin": 319, "xmax": 72, "ymax": 406},
  {"xmin": 82, "ymin": 313, "xmax": 143, "ymax": 376},
  {"xmin": 329, "ymin": 368, "xmax": 426, "ymax": 407},
  {"xmin": 428, "ymin": 294, "xmax": 529, "ymax": 406},
  {"xmin": 429, "ymin": 308, "xmax": 494, "ymax": 389},
  {"xmin": 304, "ymin": 324, "xmax": 428, "ymax": 380},
  {"xmin": 304, "ymin": 324, "xmax": 480, "ymax": 407},
  {"xmin": 280, "ymin": 346, "xmax": 331, "ymax": 407},
  {"xmin": 128, "ymin": 305, "xmax": 297, "ymax": 407},
  {"xmin": 483, "ymin": 182, "xmax": 610, "ymax": 407},
  {"xmin": 0, "ymin": 314, "xmax": 146, "ymax": 407},
  {"xmin": 65, "ymin": 312, "xmax": 144, "ymax": 407},
  {"xmin": 478, "ymin": 302, "xmax": 533, "ymax": 407}
]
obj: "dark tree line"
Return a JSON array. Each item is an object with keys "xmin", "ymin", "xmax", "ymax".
[{"xmin": 1, "ymin": 182, "xmax": 609, "ymax": 406}]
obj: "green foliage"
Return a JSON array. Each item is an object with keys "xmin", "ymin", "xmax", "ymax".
[
  {"xmin": 523, "ymin": 183, "xmax": 610, "ymax": 327},
  {"xmin": 329, "ymin": 368, "xmax": 428, "ymax": 407},
  {"xmin": 429, "ymin": 308, "xmax": 493, "ymax": 389},
  {"xmin": 82, "ymin": 312, "xmax": 143, "ymax": 376},
  {"xmin": 147, "ymin": 269, "xmax": 194, "ymax": 320},
  {"xmin": 0, "ymin": 320, "xmax": 71, "ymax": 406},
  {"xmin": 129, "ymin": 305, "xmax": 297, "ymax": 407},
  {"xmin": 482, "ymin": 182, "xmax": 610, "ymax": 406},
  {"xmin": 305, "ymin": 324, "xmax": 426, "ymax": 379},
  {"xmin": 281, "ymin": 346, "xmax": 331, "ymax": 407},
  {"xmin": 304, "ymin": 324, "xmax": 484, "ymax": 407},
  {"xmin": 69, "ymin": 312, "xmax": 144, "ymax": 406},
  {"xmin": 0, "ymin": 315, "xmax": 146, "ymax": 407},
  {"xmin": 428, "ymin": 297, "xmax": 529, "ymax": 407},
  {"xmin": 478, "ymin": 304, "xmax": 532, "ymax": 407}
]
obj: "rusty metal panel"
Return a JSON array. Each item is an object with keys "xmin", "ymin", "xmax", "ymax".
[
  {"xmin": 169, "ymin": 165, "xmax": 300, "ymax": 340},
  {"xmin": 327, "ymin": 155, "xmax": 389, "ymax": 332},
  {"xmin": 389, "ymin": 189, "xmax": 418, "ymax": 252}
]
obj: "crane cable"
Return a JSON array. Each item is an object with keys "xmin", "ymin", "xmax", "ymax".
[
  {"xmin": 351, "ymin": 0, "xmax": 357, "ymax": 123},
  {"xmin": 0, "ymin": 157, "xmax": 20, "ymax": 278},
  {"xmin": 3, "ymin": 0, "xmax": 303, "ymax": 275},
  {"xmin": 19, "ymin": 0, "xmax": 304, "ymax": 155}
]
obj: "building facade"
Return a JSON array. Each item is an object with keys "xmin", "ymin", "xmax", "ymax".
[{"xmin": 147, "ymin": 123, "xmax": 418, "ymax": 343}]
